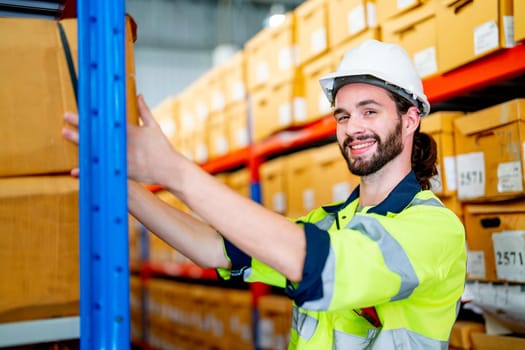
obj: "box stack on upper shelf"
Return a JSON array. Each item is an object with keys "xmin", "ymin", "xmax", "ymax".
[
  {"xmin": 153, "ymin": 0, "xmax": 524, "ymax": 174},
  {"xmin": 0, "ymin": 15, "xmax": 138, "ymax": 326}
]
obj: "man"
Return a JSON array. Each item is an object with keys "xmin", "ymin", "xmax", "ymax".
[{"xmin": 63, "ymin": 40, "xmax": 466, "ymax": 349}]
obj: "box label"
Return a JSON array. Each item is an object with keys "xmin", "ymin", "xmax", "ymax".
[
  {"xmin": 159, "ymin": 118, "xmax": 176, "ymax": 138},
  {"xmin": 367, "ymin": 2, "xmax": 377, "ymax": 28},
  {"xmin": 303, "ymin": 188, "xmax": 315, "ymax": 210},
  {"xmin": 348, "ymin": 5, "xmax": 366, "ymax": 35},
  {"xmin": 430, "ymin": 165, "xmax": 443, "ymax": 194},
  {"xmin": 332, "ymin": 182, "xmax": 350, "ymax": 202},
  {"xmin": 397, "ymin": 0, "xmax": 416, "ymax": 10},
  {"xmin": 318, "ymin": 92, "xmax": 331, "ymax": 116},
  {"xmin": 197, "ymin": 102, "xmax": 208, "ymax": 121},
  {"xmin": 311, "ymin": 28, "xmax": 327, "ymax": 55},
  {"xmin": 278, "ymin": 46, "xmax": 293, "ymax": 70},
  {"xmin": 467, "ymin": 250, "xmax": 486, "ymax": 279},
  {"xmin": 232, "ymin": 81, "xmax": 245, "ymax": 101},
  {"xmin": 294, "ymin": 97, "xmax": 307, "ymax": 122},
  {"xmin": 492, "ymin": 231, "xmax": 525, "ymax": 282},
  {"xmin": 236, "ymin": 128, "xmax": 249, "ymax": 147},
  {"xmin": 212, "ymin": 91, "xmax": 225, "ymax": 112},
  {"xmin": 272, "ymin": 192, "xmax": 286, "ymax": 213},
  {"xmin": 414, "ymin": 47, "xmax": 438, "ymax": 78},
  {"xmin": 474, "ymin": 21, "xmax": 499, "ymax": 56},
  {"xmin": 216, "ymin": 136, "xmax": 228, "ymax": 156},
  {"xmin": 444, "ymin": 156, "xmax": 457, "ymax": 191},
  {"xmin": 256, "ymin": 61, "xmax": 269, "ymax": 84},
  {"xmin": 503, "ymin": 16, "xmax": 515, "ymax": 48},
  {"xmin": 497, "ymin": 161, "xmax": 523, "ymax": 193},
  {"xmin": 279, "ymin": 102, "xmax": 292, "ymax": 126},
  {"xmin": 258, "ymin": 319, "xmax": 275, "ymax": 348},
  {"xmin": 457, "ymin": 152, "xmax": 485, "ymax": 199}
]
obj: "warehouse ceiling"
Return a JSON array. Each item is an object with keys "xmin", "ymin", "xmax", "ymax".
[{"xmin": 0, "ymin": 0, "xmax": 304, "ymax": 50}]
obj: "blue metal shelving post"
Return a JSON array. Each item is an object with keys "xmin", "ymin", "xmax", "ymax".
[{"xmin": 77, "ymin": 0, "xmax": 129, "ymax": 348}]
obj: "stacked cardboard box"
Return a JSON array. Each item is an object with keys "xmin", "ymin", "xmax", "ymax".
[{"xmin": 0, "ymin": 16, "xmax": 138, "ymax": 323}]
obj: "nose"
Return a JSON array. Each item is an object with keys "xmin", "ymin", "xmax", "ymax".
[{"xmin": 343, "ymin": 115, "xmax": 366, "ymax": 136}]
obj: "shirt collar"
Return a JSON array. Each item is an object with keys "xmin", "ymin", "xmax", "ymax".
[{"xmin": 322, "ymin": 171, "xmax": 421, "ymax": 215}]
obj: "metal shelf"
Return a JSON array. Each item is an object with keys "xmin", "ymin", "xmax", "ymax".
[
  {"xmin": 0, "ymin": 317, "xmax": 79, "ymax": 348},
  {"xmin": 196, "ymin": 44, "xmax": 525, "ymax": 172}
]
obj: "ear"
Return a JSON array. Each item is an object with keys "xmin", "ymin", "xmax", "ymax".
[{"xmin": 403, "ymin": 106, "xmax": 421, "ymax": 135}]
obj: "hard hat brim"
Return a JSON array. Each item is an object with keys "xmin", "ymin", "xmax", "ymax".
[{"xmin": 319, "ymin": 71, "xmax": 431, "ymax": 117}]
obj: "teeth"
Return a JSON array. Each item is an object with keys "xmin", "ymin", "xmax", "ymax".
[{"xmin": 351, "ymin": 142, "xmax": 374, "ymax": 150}]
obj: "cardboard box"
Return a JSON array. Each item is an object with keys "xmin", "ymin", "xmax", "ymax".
[
  {"xmin": 327, "ymin": 0, "xmax": 378, "ymax": 49},
  {"xmin": 299, "ymin": 52, "xmax": 335, "ymax": 125},
  {"xmin": 190, "ymin": 128, "xmax": 209, "ymax": 165},
  {"xmin": 453, "ymin": 99, "xmax": 525, "ymax": 202},
  {"xmin": 152, "ymin": 96, "xmax": 179, "ymax": 148},
  {"xmin": 330, "ymin": 28, "xmax": 381, "ymax": 68},
  {"xmin": 449, "ymin": 320, "xmax": 486, "ymax": 350},
  {"xmin": 251, "ymin": 79, "xmax": 295, "ymax": 142},
  {"xmin": 227, "ymin": 168, "xmax": 251, "ymax": 198},
  {"xmin": 312, "ymin": 143, "xmax": 360, "ymax": 206},
  {"xmin": 471, "ymin": 332, "xmax": 525, "ymax": 350},
  {"xmin": 463, "ymin": 200, "xmax": 525, "ymax": 282},
  {"xmin": 224, "ymin": 51, "xmax": 247, "ymax": 107},
  {"xmin": 515, "ymin": 0, "xmax": 525, "ymax": 43},
  {"xmin": 130, "ymin": 275, "xmax": 144, "ymax": 342},
  {"xmin": 0, "ymin": 16, "xmax": 138, "ymax": 177},
  {"xmin": 191, "ymin": 73, "xmax": 213, "ymax": 124},
  {"xmin": 376, "ymin": 0, "xmax": 431, "ymax": 23},
  {"xmin": 208, "ymin": 65, "xmax": 227, "ymax": 114},
  {"xmin": 260, "ymin": 157, "xmax": 288, "ymax": 214},
  {"xmin": 421, "ymin": 111, "xmax": 464, "ymax": 197},
  {"xmin": 226, "ymin": 101, "xmax": 249, "ymax": 153},
  {"xmin": 283, "ymin": 149, "xmax": 317, "ymax": 218},
  {"xmin": 0, "ymin": 176, "xmax": 79, "ymax": 322},
  {"xmin": 294, "ymin": 0, "xmax": 329, "ymax": 66},
  {"xmin": 436, "ymin": 0, "xmax": 514, "ymax": 74},
  {"xmin": 225, "ymin": 290, "xmax": 254, "ymax": 350},
  {"xmin": 449, "ymin": 320, "xmax": 485, "ymax": 350},
  {"xmin": 208, "ymin": 111, "xmax": 229, "ymax": 160},
  {"xmin": 382, "ymin": 0, "xmax": 440, "ymax": 78},
  {"xmin": 245, "ymin": 14, "xmax": 295, "ymax": 92},
  {"xmin": 178, "ymin": 88, "xmax": 198, "ymax": 137},
  {"xmin": 258, "ymin": 295, "xmax": 293, "ymax": 350}
]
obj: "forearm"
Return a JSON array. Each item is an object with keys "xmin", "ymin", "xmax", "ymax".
[
  {"xmin": 159, "ymin": 157, "xmax": 306, "ymax": 282},
  {"xmin": 128, "ymin": 180, "xmax": 229, "ymax": 269}
]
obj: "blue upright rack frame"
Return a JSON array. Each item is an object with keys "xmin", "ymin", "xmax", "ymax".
[{"xmin": 77, "ymin": 1, "xmax": 130, "ymax": 348}]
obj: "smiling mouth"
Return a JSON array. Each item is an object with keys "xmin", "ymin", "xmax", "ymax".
[{"xmin": 350, "ymin": 141, "xmax": 376, "ymax": 150}]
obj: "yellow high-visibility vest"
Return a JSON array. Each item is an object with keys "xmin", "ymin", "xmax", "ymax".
[{"xmin": 219, "ymin": 171, "xmax": 467, "ymax": 349}]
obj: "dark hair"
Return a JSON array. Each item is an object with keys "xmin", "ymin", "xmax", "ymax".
[{"xmin": 389, "ymin": 92, "xmax": 438, "ymax": 190}]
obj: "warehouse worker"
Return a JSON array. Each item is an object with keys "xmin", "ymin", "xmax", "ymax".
[{"xmin": 63, "ymin": 39, "xmax": 466, "ymax": 349}]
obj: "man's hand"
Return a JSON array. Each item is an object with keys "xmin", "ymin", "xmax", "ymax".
[
  {"xmin": 61, "ymin": 94, "xmax": 180, "ymax": 186},
  {"xmin": 61, "ymin": 112, "xmax": 79, "ymax": 177}
]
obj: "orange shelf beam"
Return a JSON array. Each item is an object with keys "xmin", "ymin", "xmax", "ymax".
[
  {"xmin": 201, "ymin": 147, "xmax": 250, "ymax": 174},
  {"xmin": 253, "ymin": 116, "xmax": 336, "ymax": 159},
  {"xmin": 148, "ymin": 44, "xmax": 525, "ymax": 186},
  {"xmin": 424, "ymin": 44, "xmax": 525, "ymax": 104}
]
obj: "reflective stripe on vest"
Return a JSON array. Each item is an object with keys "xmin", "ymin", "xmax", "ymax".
[
  {"xmin": 346, "ymin": 215, "xmax": 419, "ymax": 301},
  {"xmin": 333, "ymin": 328, "xmax": 379, "ymax": 349},
  {"xmin": 370, "ymin": 328, "xmax": 449, "ymax": 349},
  {"xmin": 292, "ymin": 306, "xmax": 318, "ymax": 341}
]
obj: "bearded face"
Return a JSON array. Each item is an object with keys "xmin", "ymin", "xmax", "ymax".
[{"xmin": 339, "ymin": 116, "xmax": 404, "ymax": 176}]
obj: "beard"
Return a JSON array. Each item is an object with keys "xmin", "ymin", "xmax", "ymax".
[{"xmin": 339, "ymin": 118, "xmax": 404, "ymax": 176}]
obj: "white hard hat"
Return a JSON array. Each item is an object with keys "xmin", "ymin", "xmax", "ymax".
[{"xmin": 319, "ymin": 40, "xmax": 430, "ymax": 117}]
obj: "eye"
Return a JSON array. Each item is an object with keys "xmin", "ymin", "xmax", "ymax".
[
  {"xmin": 335, "ymin": 113, "xmax": 350, "ymax": 124},
  {"xmin": 364, "ymin": 109, "xmax": 377, "ymax": 116}
]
